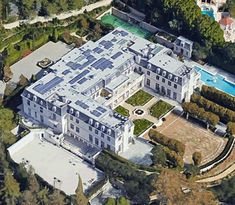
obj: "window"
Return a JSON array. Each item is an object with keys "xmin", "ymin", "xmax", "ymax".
[
  {"xmin": 70, "ymin": 116, "xmax": 73, "ymax": 121},
  {"xmin": 101, "ymin": 141, "xmax": 104, "ymax": 148},
  {"xmin": 70, "ymin": 124, "xmax": 74, "ymax": 130},
  {"xmin": 52, "ymin": 113, "xmax": 56, "ymax": 120},
  {"xmin": 35, "ymin": 112, "xmax": 37, "ymax": 118},
  {"xmin": 89, "ymin": 135, "xmax": 93, "ymax": 142},
  {"xmin": 162, "ymin": 78, "xmax": 165, "ymax": 83},
  {"xmin": 107, "ymin": 144, "xmax": 111, "ymax": 150},
  {"xmin": 146, "ymin": 79, "xmax": 150, "ymax": 86},
  {"xmin": 76, "ymin": 127, "xmax": 80, "ymax": 133},
  {"xmin": 156, "ymin": 75, "xmax": 159, "ymax": 80},
  {"xmin": 95, "ymin": 138, "xmax": 99, "ymax": 146},
  {"xmin": 155, "ymin": 83, "xmax": 159, "ymax": 91},
  {"xmin": 147, "ymin": 71, "xmax": 150, "ymax": 76},
  {"xmin": 107, "ymin": 136, "xmax": 110, "ymax": 142},
  {"xmin": 40, "ymin": 115, "xmax": 44, "ymax": 123},
  {"xmin": 95, "ymin": 129, "xmax": 99, "ymax": 135},
  {"xmin": 174, "ymin": 84, "xmax": 177, "ymax": 89},
  {"xmin": 28, "ymin": 108, "xmax": 31, "ymax": 116},
  {"xmin": 27, "ymin": 100, "xmax": 30, "ymax": 106},
  {"xmin": 76, "ymin": 119, "xmax": 79, "ymax": 124},
  {"xmin": 168, "ymin": 81, "xmax": 171, "ymax": 86},
  {"xmin": 173, "ymin": 92, "xmax": 177, "ymax": 100},
  {"xmin": 101, "ymin": 133, "xmax": 104, "ymax": 138},
  {"xmin": 40, "ymin": 107, "xmax": 43, "ymax": 113},
  {"xmin": 89, "ymin": 126, "xmax": 92, "ymax": 131},
  {"xmin": 167, "ymin": 89, "xmax": 171, "ymax": 97}
]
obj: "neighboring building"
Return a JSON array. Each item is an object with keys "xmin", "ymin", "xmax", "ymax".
[
  {"xmin": 173, "ymin": 36, "xmax": 193, "ymax": 58},
  {"xmin": 21, "ymin": 28, "xmax": 200, "ymax": 155},
  {"xmin": 219, "ymin": 15, "xmax": 234, "ymax": 31}
]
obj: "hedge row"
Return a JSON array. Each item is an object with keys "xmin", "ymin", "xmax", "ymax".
[
  {"xmin": 149, "ymin": 129, "xmax": 185, "ymax": 156},
  {"xmin": 182, "ymin": 102, "xmax": 220, "ymax": 126},
  {"xmin": 163, "ymin": 146, "xmax": 184, "ymax": 169},
  {"xmin": 191, "ymin": 94, "xmax": 235, "ymax": 123},
  {"xmin": 201, "ymin": 85, "xmax": 235, "ymax": 112}
]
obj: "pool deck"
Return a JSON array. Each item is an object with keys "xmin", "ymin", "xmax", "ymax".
[{"xmin": 185, "ymin": 59, "xmax": 235, "ymax": 84}]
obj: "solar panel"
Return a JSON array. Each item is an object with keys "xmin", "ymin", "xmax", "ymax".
[
  {"xmin": 111, "ymin": 52, "xmax": 123, "ymax": 60},
  {"xmin": 83, "ymin": 49, "xmax": 91, "ymax": 57},
  {"xmin": 93, "ymin": 47, "xmax": 103, "ymax": 54},
  {"xmin": 62, "ymin": 69, "xmax": 71, "ymax": 75},
  {"xmin": 33, "ymin": 76, "xmax": 63, "ymax": 95},
  {"xmin": 78, "ymin": 77, "xmax": 88, "ymax": 85},
  {"xmin": 66, "ymin": 62, "xmax": 81, "ymax": 70},
  {"xmin": 99, "ymin": 40, "xmax": 113, "ymax": 49},
  {"xmin": 96, "ymin": 106, "xmax": 107, "ymax": 113},
  {"xmin": 75, "ymin": 100, "xmax": 89, "ymax": 109},
  {"xmin": 69, "ymin": 70, "xmax": 90, "ymax": 84},
  {"xmin": 91, "ymin": 58, "xmax": 112, "ymax": 70},
  {"xmin": 90, "ymin": 110, "xmax": 102, "ymax": 117}
]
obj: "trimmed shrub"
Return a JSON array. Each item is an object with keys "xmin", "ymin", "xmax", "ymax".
[
  {"xmin": 192, "ymin": 151, "xmax": 202, "ymax": 166},
  {"xmin": 182, "ymin": 102, "xmax": 220, "ymax": 126},
  {"xmin": 201, "ymin": 85, "xmax": 235, "ymax": 112},
  {"xmin": 191, "ymin": 94, "xmax": 235, "ymax": 123},
  {"xmin": 149, "ymin": 129, "xmax": 185, "ymax": 156},
  {"xmin": 227, "ymin": 122, "xmax": 235, "ymax": 135},
  {"xmin": 163, "ymin": 147, "xmax": 184, "ymax": 169}
]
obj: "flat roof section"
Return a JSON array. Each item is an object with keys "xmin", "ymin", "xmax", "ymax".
[{"xmin": 9, "ymin": 135, "xmax": 104, "ymax": 195}]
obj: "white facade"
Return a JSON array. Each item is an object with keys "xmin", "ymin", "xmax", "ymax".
[
  {"xmin": 22, "ymin": 28, "xmax": 199, "ymax": 155},
  {"xmin": 173, "ymin": 36, "xmax": 193, "ymax": 59}
]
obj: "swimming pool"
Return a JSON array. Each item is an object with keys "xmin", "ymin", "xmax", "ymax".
[
  {"xmin": 201, "ymin": 7, "xmax": 215, "ymax": 20},
  {"xmin": 101, "ymin": 14, "xmax": 151, "ymax": 39},
  {"xmin": 195, "ymin": 66, "xmax": 235, "ymax": 96}
]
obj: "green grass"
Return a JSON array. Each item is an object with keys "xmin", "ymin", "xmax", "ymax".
[
  {"xmin": 101, "ymin": 14, "xmax": 151, "ymax": 39},
  {"xmin": 115, "ymin": 106, "xmax": 130, "ymax": 117},
  {"xmin": 149, "ymin": 100, "xmax": 173, "ymax": 119},
  {"xmin": 126, "ymin": 90, "xmax": 153, "ymax": 106},
  {"xmin": 133, "ymin": 119, "xmax": 153, "ymax": 136}
]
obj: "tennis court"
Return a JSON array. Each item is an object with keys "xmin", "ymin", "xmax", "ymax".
[{"xmin": 101, "ymin": 14, "xmax": 151, "ymax": 39}]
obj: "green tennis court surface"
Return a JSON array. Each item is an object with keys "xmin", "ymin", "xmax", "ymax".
[{"xmin": 101, "ymin": 14, "xmax": 151, "ymax": 39}]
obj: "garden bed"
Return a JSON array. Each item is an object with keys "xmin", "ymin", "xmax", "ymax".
[
  {"xmin": 133, "ymin": 119, "xmax": 153, "ymax": 136},
  {"xmin": 114, "ymin": 106, "xmax": 130, "ymax": 117},
  {"xmin": 149, "ymin": 100, "xmax": 173, "ymax": 119},
  {"xmin": 126, "ymin": 90, "xmax": 153, "ymax": 106}
]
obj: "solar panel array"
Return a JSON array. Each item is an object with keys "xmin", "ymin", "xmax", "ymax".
[
  {"xmin": 62, "ymin": 69, "xmax": 71, "ymax": 75},
  {"xmin": 33, "ymin": 76, "xmax": 63, "ymax": 95},
  {"xmin": 99, "ymin": 40, "xmax": 113, "ymax": 49},
  {"xmin": 93, "ymin": 47, "xmax": 103, "ymax": 54},
  {"xmin": 111, "ymin": 52, "xmax": 123, "ymax": 60},
  {"xmin": 75, "ymin": 100, "xmax": 89, "ymax": 109},
  {"xmin": 90, "ymin": 110, "xmax": 102, "ymax": 117},
  {"xmin": 96, "ymin": 106, "xmax": 107, "ymax": 113},
  {"xmin": 78, "ymin": 77, "xmax": 88, "ymax": 85},
  {"xmin": 69, "ymin": 70, "xmax": 90, "ymax": 84},
  {"xmin": 113, "ymin": 30, "xmax": 128, "ymax": 37},
  {"xmin": 91, "ymin": 58, "xmax": 112, "ymax": 71}
]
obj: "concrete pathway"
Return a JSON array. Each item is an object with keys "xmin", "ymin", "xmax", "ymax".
[
  {"xmin": 197, "ymin": 162, "xmax": 235, "ymax": 183},
  {"xmin": 4, "ymin": 0, "xmax": 112, "ymax": 29}
]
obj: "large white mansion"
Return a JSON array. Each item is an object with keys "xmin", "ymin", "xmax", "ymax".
[{"xmin": 22, "ymin": 28, "xmax": 200, "ymax": 155}]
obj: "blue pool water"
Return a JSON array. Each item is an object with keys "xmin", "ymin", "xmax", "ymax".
[
  {"xmin": 201, "ymin": 9, "xmax": 215, "ymax": 20},
  {"xmin": 195, "ymin": 67, "xmax": 235, "ymax": 96}
]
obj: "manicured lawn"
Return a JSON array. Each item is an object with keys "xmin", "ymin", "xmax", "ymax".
[
  {"xmin": 126, "ymin": 90, "xmax": 153, "ymax": 106},
  {"xmin": 149, "ymin": 100, "xmax": 173, "ymax": 119},
  {"xmin": 115, "ymin": 106, "xmax": 130, "ymax": 117},
  {"xmin": 133, "ymin": 119, "xmax": 153, "ymax": 136}
]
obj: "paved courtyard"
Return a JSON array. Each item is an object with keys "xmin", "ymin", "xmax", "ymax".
[
  {"xmin": 9, "ymin": 136, "xmax": 104, "ymax": 195},
  {"xmin": 145, "ymin": 112, "xmax": 227, "ymax": 165}
]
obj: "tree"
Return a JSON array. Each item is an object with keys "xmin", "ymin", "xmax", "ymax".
[
  {"xmin": 1, "ymin": 169, "xmax": 21, "ymax": 205},
  {"xmin": 117, "ymin": 196, "xmax": 131, "ymax": 205},
  {"xmin": 51, "ymin": 28, "xmax": 58, "ymax": 43},
  {"xmin": 27, "ymin": 166, "xmax": 39, "ymax": 193},
  {"xmin": 192, "ymin": 152, "xmax": 202, "ymax": 166},
  {"xmin": 227, "ymin": 122, "xmax": 235, "ymax": 135},
  {"xmin": 79, "ymin": 17, "xmax": 89, "ymax": 30},
  {"xmin": 48, "ymin": 190, "xmax": 65, "ymax": 205},
  {"xmin": 151, "ymin": 145, "xmax": 167, "ymax": 167},
  {"xmin": 3, "ymin": 65, "xmax": 13, "ymax": 82},
  {"xmin": 104, "ymin": 197, "xmax": 116, "ymax": 205},
  {"xmin": 74, "ymin": 175, "xmax": 88, "ymax": 205},
  {"xmin": 18, "ymin": 74, "xmax": 29, "ymax": 87}
]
